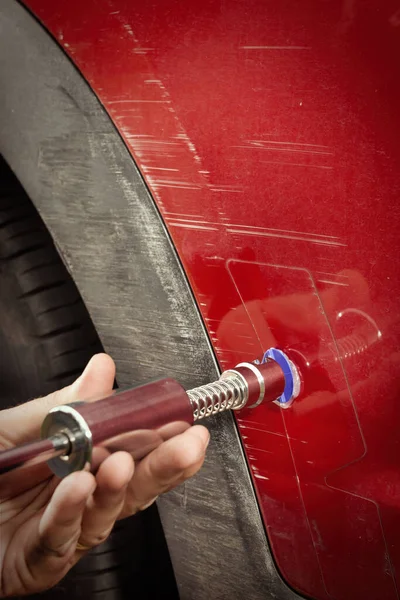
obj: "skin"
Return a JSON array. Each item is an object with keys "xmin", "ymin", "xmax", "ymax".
[{"xmin": 0, "ymin": 354, "xmax": 210, "ymax": 597}]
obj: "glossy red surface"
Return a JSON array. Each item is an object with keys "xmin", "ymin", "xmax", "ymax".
[{"xmin": 22, "ymin": 1, "xmax": 400, "ymax": 598}]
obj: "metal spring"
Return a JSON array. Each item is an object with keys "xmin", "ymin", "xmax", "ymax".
[{"xmin": 188, "ymin": 373, "xmax": 248, "ymax": 421}]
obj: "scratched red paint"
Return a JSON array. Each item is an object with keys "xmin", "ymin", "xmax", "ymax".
[{"xmin": 23, "ymin": 1, "xmax": 400, "ymax": 598}]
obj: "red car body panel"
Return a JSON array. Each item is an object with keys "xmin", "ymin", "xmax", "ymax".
[{"xmin": 23, "ymin": 1, "xmax": 400, "ymax": 599}]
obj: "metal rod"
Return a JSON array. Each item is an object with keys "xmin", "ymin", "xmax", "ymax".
[{"xmin": 0, "ymin": 434, "xmax": 70, "ymax": 475}]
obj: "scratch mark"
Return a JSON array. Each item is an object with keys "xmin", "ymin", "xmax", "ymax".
[
  {"xmin": 248, "ymin": 139, "xmax": 330, "ymax": 149},
  {"xmin": 104, "ymin": 8, "xmax": 208, "ymax": 191},
  {"xmin": 260, "ymin": 160, "xmax": 333, "ymax": 170},
  {"xmin": 254, "ymin": 473, "xmax": 271, "ymax": 480},
  {"xmin": 240, "ymin": 45, "xmax": 311, "ymax": 50},
  {"xmin": 154, "ymin": 184, "xmax": 199, "ymax": 190},
  {"xmin": 144, "ymin": 167, "xmax": 180, "ymax": 172},
  {"xmin": 316, "ymin": 271, "xmax": 349, "ymax": 278},
  {"xmin": 208, "ymin": 186, "xmax": 243, "ymax": 193},
  {"xmin": 206, "ymin": 319, "xmax": 246, "ymax": 327},
  {"xmin": 246, "ymin": 445, "xmax": 274, "ymax": 455},
  {"xmin": 234, "ymin": 142, "xmax": 333, "ymax": 156},
  {"xmin": 226, "ymin": 227, "xmax": 345, "ymax": 245},
  {"xmin": 237, "ymin": 423, "xmax": 287, "ymax": 438},
  {"xmin": 130, "ymin": 140, "xmax": 179, "ymax": 146},
  {"xmin": 234, "ymin": 145, "xmax": 332, "ymax": 156},
  {"xmin": 168, "ymin": 222, "xmax": 218, "ymax": 231},
  {"xmin": 123, "ymin": 23, "xmax": 135, "ymax": 38},
  {"xmin": 115, "ymin": 100, "xmax": 169, "ymax": 104},
  {"xmin": 152, "ymin": 179, "xmax": 200, "ymax": 186},
  {"xmin": 168, "ymin": 217, "xmax": 214, "ymax": 225},
  {"xmin": 163, "ymin": 212, "xmax": 204, "ymax": 218},
  {"xmin": 318, "ymin": 279, "xmax": 349, "ymax": 287},
  {"xmin": 225, "ymin": 223, "xmax": 340, "ymax": 240},
  {"xmin": 109, "ymin": 100, "xmax": 147, "ymax": 104},
  {"xmin": 133, "ymin": 48, "xmax": 154, "ymax": 54},
  {"xmin": 152, "ymin": 179, "xmax": 201, "ymax": 191}
]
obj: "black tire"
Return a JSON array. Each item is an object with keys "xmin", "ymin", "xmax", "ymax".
[
  {"xmin": 0, "ymin": 154, "xmax": 103, "ymax": 406},
  {"xmin": 0, "ymin": 154, "xmax": 179, "ymax": 600}
]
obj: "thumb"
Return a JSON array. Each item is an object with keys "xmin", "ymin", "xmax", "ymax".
[{"xmin": 1, "ymin": 354, "xmax": 116, "ymax": 446}]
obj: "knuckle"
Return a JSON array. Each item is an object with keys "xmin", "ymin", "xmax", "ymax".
[
  {"xmin": 35, "ymin": 540, "xmax": 66, "ymax": 559},
  {"xmin": 34, "ymin": 532, "xmax": 80, "ymax": 562},
  {"xmin": 92, "ymin": 534, "xmax": 108, "ymax": 546},
  {"xmin": 86, "ymin": 529, "xmax": 112, "ymax": 548},
  {"xmin": 138, "ymin": 496, "xmax": 158, "ymax": 511},
  {"xmin": 125, "ymin": 489, "xmax": 158, "ymax": 513},
  {"xmin": 60, "ymin": 515, "xmax": 80, "ymax": 528},
  {"xmin": 121, "ymin": 496, "xmax": 140, "ymax": 518}
]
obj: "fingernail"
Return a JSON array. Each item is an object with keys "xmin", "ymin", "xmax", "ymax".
[{"xmin": 204, "ymin": 432, "xmax": 211, "ymax": 450}]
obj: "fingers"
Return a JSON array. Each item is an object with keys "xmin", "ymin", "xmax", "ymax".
[
  {"xmin": 73, "ymin": 353, "xmax": 116, "ymax": 402},
  {"xmin": 37, "ymin": 472, "xmax": 96, "ymax": 554},
  {"xmin": 0, "ymin": 462, "xmax": 53, "ymax": 499},
  {"xmin": 79, "ymin": 452, "xmax": 134, "ymax": 548},
  {"xmin": 120, "ymin": 425, "xmax": 209, "ymax": 516},
  {"xmin": 18, "ymin": 471, "xmax": 97, "ymax": 592},
  {"xmin": 14, "ymin": 453, "xmax": 134, "ymax": 593},
  {"xmin": 11, "ymin": 426, "xmax": 209, "ymax": 595},
  {"xmin": 1, "ymin": 354, "xmax": 115, "ymax": 445}
]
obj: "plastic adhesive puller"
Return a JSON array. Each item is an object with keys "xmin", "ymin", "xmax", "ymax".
[{"xmin": 0, "ymin": 348, "xmax": 301, "ymax": 479}]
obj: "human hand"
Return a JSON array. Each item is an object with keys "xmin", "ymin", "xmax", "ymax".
[{"xmin": 0, "ymin": 354, "xmax": 209, "ymax": 597}]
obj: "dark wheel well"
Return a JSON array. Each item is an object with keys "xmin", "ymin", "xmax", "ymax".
[
  {"xmin": 0, "ymin": 153, "xmax": 103, "ymax": 404},
  {"xmin": 0, "ymin": 153, "xmax": 179, "ymax": 600}
]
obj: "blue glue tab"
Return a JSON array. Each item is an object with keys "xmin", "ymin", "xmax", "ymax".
[{"xmin": 260, "ymin": 348, "xmax": 301, "ymax": 408}]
